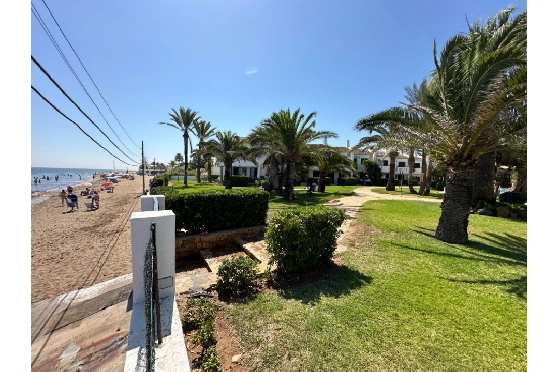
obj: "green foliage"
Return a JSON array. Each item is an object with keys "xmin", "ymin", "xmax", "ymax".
[
  {"xmin": 257, "ymin": 179, "xmax": 272, "ymax": 192},
  {"xmin": 192, "ymin": 318, "xmax": 217, "ymax": 349},
  {"xmin": 149, "ymin": 175, "xmax": 170, "ymax": 188},
  {"xmin": 181, "ymin": 297, "xmax": 218, "ymax": 332},
  {"xmin": 435, "ymin": 181, "xmax": 446, "ymax": 191},
  {"xmin": 337, "ymin": 177, "xmax": 358, "ymax": 186},
  {"xmin": 363, "ymin": 160, "xmax": 382, "ymax": 185},
  {"xmin": 216, "ymin": 256, "xmax": 258, "ymax": 294},
  {"xmin": 265, "ymin": 205, "xmax": 345, "ymax": 273},
  {"xmin": 499, "ymin": 191, "xmax": 526, "ymax": 204},
  {"xmin": 201, "ymin": 345, "xmax": 220, "ymax": 372},
  {"xmin": 150, "ymin": 187, "xmax": 269, "ymax": 233},
  {"xmin": 307, "ymin": 177, "xmax": 331, "ymax": 186},
  {"xmin": 231, "ymin": 175, "xmax": 249, "ymax": 187}
]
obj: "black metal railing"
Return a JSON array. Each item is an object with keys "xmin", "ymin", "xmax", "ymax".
[{"xmin": 143, "ymin": 222, "xmax": 162, "ymax": 371}]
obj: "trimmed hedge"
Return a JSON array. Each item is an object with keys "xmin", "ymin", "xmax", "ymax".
[
  {"xmin": 149, "ymin": 174, "xmax": 170, "ymax": 188},
  {"xmin": 499, "ymin": 191, "xmax": 527, "ymax": 204},
  {"xmin": 232, "ymin": 175, "xmax": 249, "ymax": 187},
  {"xmin": 265, "ymin": 205, "xmax": 345, "ymax": 273},
  {"xmin": 307, "ymin": 177, "xmax": 331, "ymax": 186},
  {"xmin": 257, "ymin": 179, "xmax": 272, "ymax": 192},
  {"xmin": 338, "ymin": 177, "xmax": 358, "ymax": 186},
  {"xmin": 150, "ymin": 186, "xmax": 269, "ymax": 233}
]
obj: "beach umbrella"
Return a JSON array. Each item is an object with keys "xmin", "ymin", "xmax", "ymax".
[{"xmin": 102, "ymin": 181, "xmax": 113, "ymax": 187}]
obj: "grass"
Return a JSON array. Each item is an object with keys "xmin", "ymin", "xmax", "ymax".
[
  {"xmin": 371, "ymin": 185, "xmax": 445, "ymax": 199},
  {"xmin": 168, "ymin": 180, "xmax": 224, "ymax": 192},
  {"xmin": 223, "ymin": 200, "xmax": 527, "ymax": 371}
]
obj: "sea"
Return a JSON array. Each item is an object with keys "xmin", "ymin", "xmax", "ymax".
[{"xmin": 31, "ymin": 167, "xmax": 125, "ymax": 205}]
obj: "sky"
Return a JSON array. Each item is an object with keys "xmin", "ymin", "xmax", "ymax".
[
  {"xmin": 6, "ymin": 0, "xmax": 559, "ymax": 365},
  {"xmin": 26, "ymin": 0, "xmax": 530, "ymax": 171}
]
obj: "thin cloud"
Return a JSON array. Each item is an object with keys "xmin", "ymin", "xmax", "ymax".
[{"xmin": 245, "ymin": 69, "xmax": 258, "ymax": 75}]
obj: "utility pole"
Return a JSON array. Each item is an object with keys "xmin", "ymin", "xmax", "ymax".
[{"xmin": 142, "ymin": 141, "xmax": 146, "ymax": 194}]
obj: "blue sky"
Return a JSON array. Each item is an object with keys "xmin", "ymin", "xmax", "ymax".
[{"xmin": 27, "ymin": 0, "xmax": 528, "ymax": 170}]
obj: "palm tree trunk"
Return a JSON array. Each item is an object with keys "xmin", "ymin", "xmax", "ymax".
[
  {"xmin": 318, "ymin": 173, "xmax": 327, "ymax": 192},
  {"xmin": 516, "ymin": 161, "xmax": 527, "ymax": 196},
  {"xmin": 196, "ymin": 144, "xmax": 202, "ymax": 183},
  {"xmin": 408, "ymin": 148, "xmax": 417, "ymax": 194},
  {"xmin": 471, "ymin": 151, "xmax": 496, "ymax": 209},
  {"xmin": 419, "ymin": 150, "xmax": 427, "ymax": 194},
  {"xmin": 225, "ymin": 162, "xmax": 232, "ymax": 189},
  {"xmin": 284, "ymin": 160, "xmax": 295, "ymax": 200},
  {"xmin": 206, "ymin": 155, "xmax": 212, "ymax": 183},
  {"xmin": 422, "ymin": 161, "xmax": 433, "ymax": 196},
  {"xmin": 183, "ymin": 134, "xmax": 188, "ymax": 186},
  {"xmin": 435, "ymin": 165, "xmax": 476, "ymax": 244},
  {"xmin": 386, "ymin": 155, "xmax": 397, "ymax": 191}
]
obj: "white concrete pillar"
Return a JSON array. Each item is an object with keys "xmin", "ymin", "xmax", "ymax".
[
  {"xmin": 257, "ymin": 164, "xmax": 261, "ymax": 179},
  {"xmin": 130, "ymin": 210, "xmax": 175, "ymax": 304},
  {"xmin": 140, "ymin": 195, "xmax": 165, "ymax": 211}
]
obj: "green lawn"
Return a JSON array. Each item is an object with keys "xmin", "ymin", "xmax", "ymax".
[
  {"xmin": 224, "ymin": 200, "xmax": 527, "ymax": 371},
  {"xmin": 370, "ymin": 186, "xmax": 445, "ymax": 199},
  {"xmin": 168, "ymin": 180, "xmax": 224, "ymax": 192}
]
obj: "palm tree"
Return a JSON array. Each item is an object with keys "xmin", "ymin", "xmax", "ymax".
[
  {"xmin": 249, "ymin": 108, "xmax": 337, "ymax": 200},
  {"xmin": 308, "ymin": 146, "xmax": 356, "ymax": 192},
  {"xmin": 192, "ymin": 120, "xmax": 216, "ymax": 182},
  {"xmin": 406, "ymin": 8, "xmax": 526, "ymax": 243},
  {"xmin": 204, "ymin": 131, "xmax": 248, "ymax": 189},
  {"xmin": 159, "ymin": 107, "xmax": 200, "ymax": 186},
  {"xmin": 174, "ymin": 153, "xmax": 184, "ymax": 166}
]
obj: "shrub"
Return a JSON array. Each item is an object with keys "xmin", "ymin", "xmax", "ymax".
[
  {"xmin": 435, "ymin": 181, "xmax": 446, "ymax": 191},
  {"xmin": 307, "ymin": 177, "xmax": 331, "ymax": 187},
  {"xmin": 265, "ymin": 205, "xmax": 345, "ymax": 273},
  {"xmin": 149, "ymin": 175, "xmax": 170, "ymax": 188},
  {"xmin": 363, "ymin": 160, "xmax": 382, "ymax": 186},
  {"xmin": 216, "ymin": 256, "xmax": 258, "ymax": 294},
  {"xmin": 192, "ymin": 318, "xmax": 216, "ymax": 349},
  {"xmin": 499, "ymin": 191, "xmax": 527, "ymax": 204},
  {"xmin": 181, "ymin": 297, "xmax": 218, "ymax": 332},
  {"xmin": 150, "ymin": 187, "xmax": 269, "ymax": 233},
  {"xmin": 231, "ymin": 175, "xmax": 249, "ymax": 187},
  {"xmin": 338, "ymin": 177, "xmax": 358, "ymax": 186},
  {"xmin": 257, "ymin": 179, "xmax": 272, "ymax": 192},
  {"xmin": 201, "ymin": 345, "xmax": 220, "ymax": 372}
]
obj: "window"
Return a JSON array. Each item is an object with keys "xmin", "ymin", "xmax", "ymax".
[
  {"xmin": 360, "ymin": 158, "xmax": 368, "ymax": 164},
  {"xmin": 383, "ymin": 160, "xmax": 388, "ymax": 166},
  {"xmin": 398, "ymin": 161, "xmax": 406, "ymax": 167},
  {"xmin": 414, "ymin": 163, "xmax": 421, "ymax": 168}
]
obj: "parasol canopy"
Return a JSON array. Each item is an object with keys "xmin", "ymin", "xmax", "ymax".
[{"xmin": 101, "ymin": 181, "xmax": 113, "ymax": 187}]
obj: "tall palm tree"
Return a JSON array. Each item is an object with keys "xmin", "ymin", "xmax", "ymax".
[
  {"xmin": 308, "ymin": 146, "xmax": 356, "ymax": 192},
  {"xmin": 248, "ymin": 108, "xmax": 337, "ymax": 200},
  {"xmin": 408, "ymin": 8, "xmax": 526, "ymax": 243},
  {"xmin": 204, "ymin": 131, "xmax": 248, "ymax": 189},
  {"xmin": 159, "ymin": 107, "xmax": 200, "ymax": 186},
  {"xmin": 192, "ymin": 120, "xmax": 216, "ymax": 182}
]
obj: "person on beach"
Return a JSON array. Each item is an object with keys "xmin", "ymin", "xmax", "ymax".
[
  {"xmin": 67, "ymin": 185, "xmax": 73, "ymax": 193},
  {"xmin": 93, "ymin": 191, "xmax": 99, "ymax": 209},
  {"xmin": 59, "ymin": 190, "xmax": 67, "ymax": 206},
  {"xmin": 67, "ymin": 192, "xmax": 78, "ymax": 210}
]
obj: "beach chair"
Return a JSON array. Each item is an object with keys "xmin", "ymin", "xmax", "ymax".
[
  {"xmin": 306, "ymin": 183, "xmax": 317, "ymax": 195},
  {"xmin": 84, "ymin": 201, "xmax": 96, "ymax": 211}
]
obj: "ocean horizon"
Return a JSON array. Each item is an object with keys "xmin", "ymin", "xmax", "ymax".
[{"xmin": 31, "ymin": 167, "xmax": 127, "ymax": 205}]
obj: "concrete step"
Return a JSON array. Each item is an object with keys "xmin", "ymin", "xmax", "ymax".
[{"xmin": 234, "ymin": 236, "xmax": 275, "ymax": 274}]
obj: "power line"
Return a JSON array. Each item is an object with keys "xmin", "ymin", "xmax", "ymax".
[
  {"xmin": 32, "ymin": 55, "xmax": 138, "ymax": 164},
  {"xmin": 31, "ymin": 2, "xmax": 139, "ymax": 157},
  {"xmin": 38, "ymin": 0, "xmax": 141, "ymax": 151},
  {"xmin": 31, "ymin": 85, "xmax": 136, "ymax": 166}
]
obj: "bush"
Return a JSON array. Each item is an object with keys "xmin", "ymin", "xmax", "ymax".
[
  {"xmin": 150, "ymin": 187, "xmax": 269, "ymax": 233},
  {"xmin": 257, "ymin": 179, "xmax": 272, "ymax": 192},
  {"xmin": 435, "ymin": 181, "xmax": 446, "ymax": 191},
  {"xmin": 149, "ymin": 175, "xmax": 170, "ymax": 188},
  {"xmin": 181, "ymin": 297, "xmax": 218, "ymax": 332},
  {"xmin": 231, "ymin": 175, "xmax": 249, "ymax": 187},
  {"xmin": 499, "ymin": 191, "xmax": 527, "ymax": 204},
  {"xmin": 192, "ymin": 318, "xmax": 216, "ymax": 349},
  {"xmin": 363, "ymin": 160, "xmax": 382, "ymax": 186},
  {"xmin": 265, "ymin": 205, "xmax": 345, "ymax": 273},
  {"xmin": 216, "ymin": 256, "xmax": 258, "ymax": 294},
  {"xmin": 201, "ymin": 345, "xmax": 220, "ymax": 372},
  {"xmin": 338, "ymin": 177, "xmax": 358, "ymax": 186}
]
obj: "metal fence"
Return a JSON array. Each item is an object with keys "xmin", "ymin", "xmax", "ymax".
[{"xmin": 142, "ymin": 222, "xmax": 162, "ymax": 371}]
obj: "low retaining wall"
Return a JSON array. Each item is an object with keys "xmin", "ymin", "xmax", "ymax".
[{"xmin": 175, "ymin": 225, "xmax": 267, "ymax": 259}]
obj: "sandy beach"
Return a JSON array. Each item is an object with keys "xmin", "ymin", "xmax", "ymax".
[{"xmin": 31, "ymin": 174, "xmax": 153, "ymax": 303}]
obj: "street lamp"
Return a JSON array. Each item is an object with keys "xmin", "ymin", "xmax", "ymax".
[{"xmin": 226, "ymin": 151, "xmax": 235, "ymax": 189}]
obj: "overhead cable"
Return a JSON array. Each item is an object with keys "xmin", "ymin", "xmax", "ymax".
[
  {"xmin": 38, "ymin": 0, "xmax": 141, "ymax": 151},
  {"xmin": 32, "ymin": 55, "xmax": 138, "ymax": 164},
  {"xmin": 32, "ymin": 85, "xmax": 136, "ymax": 166},
  {"xmin": 31, "ymin": 3, "xmax": 139, "ymax": 157}
]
